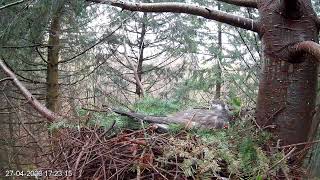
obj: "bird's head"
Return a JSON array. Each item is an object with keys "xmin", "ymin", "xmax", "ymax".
[{"xmin": 209, "ymin": 100, "xmax": 230, "ymax": 112}]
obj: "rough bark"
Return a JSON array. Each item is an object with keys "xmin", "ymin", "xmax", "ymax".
[
  {"xmin": 0, "ymin": 60, "xmax": 57, "ymax": 121},
  {"xmin": 309, "ymin": 104, "xmax": 320, "ymax": 141},
  {"xmin": 279, "ymin": 0, "xmax": 303, "ymax": 19},
  {"xmin": 216, "ymin": 0, "xmax": 257, "ymax": 8},
  {"xmin": 46, "ymin": 12, "xmax": 61, "ymax": 112},
  {"xmin": 88, "ymin": 0, "xmax": 259, "ymax": 32},
  {"xmin": 291, "ymin": 41, "xmax": 320, "ymax": 61},
  {"xmin": 256, "ymin": 0, "xmax": 319, "ymax": 151}
]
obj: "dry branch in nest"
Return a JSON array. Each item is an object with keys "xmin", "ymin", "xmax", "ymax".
[
  {"xmin": 41, "ymin": 119, "xmax": 310, "ymax": 179},
  {"xmin": 42, "ymin": 124, "xmax": 232, "ymax": 179}
]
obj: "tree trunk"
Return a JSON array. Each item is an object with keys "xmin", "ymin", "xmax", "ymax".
[
  {"xmin": 214, "ymin": 2, "xmax": 222, "ymax": 100},
  {"xmin": 46, "ymin": 13, "xmax": 61, "ymax": 112},
  {"xmin": 256, "ymin": 0, "xmax": 319, "ymax": 153},
  {"xmin": 135, "ymin": 13, "xmax": 147, "ymax": 97}
]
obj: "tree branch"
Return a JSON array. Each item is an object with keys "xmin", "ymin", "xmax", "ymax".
[
  {"xmin": 216, "ymin": 0, "xmax": 257, "ymax": 8},
  {"xmin": 291, "ymin": 41, "xmax": 320, "ymax": 62},
  {"xmin": 0, "ymin": 77, "xmax": 13, "ymax": 83},
  {"xmin": 0, "ymin": 59, "xmax": 57, "ymax": 122},
  {"xmin": 0, "ymin": 0, "xmax": 24, "ymax": 11},
  {"xmin": 58, "ymin": 15, "xmax": 131, "ymax": 64},
  {"xmin": 87, "ymin": 0, "xmax": 259, "ymax": 32}
]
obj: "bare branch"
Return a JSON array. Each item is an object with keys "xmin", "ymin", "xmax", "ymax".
[
  {"xmin": 88, "ymin": 0, "xmax": 259, "ymax": 32},
  {"xmin": 0, "ymin": 59, "xmax": 58, "ymax": 121},
  {"xmin": 216, "ymin": 0, "xmax": 257, "ymax": 8},
  {"xmin": 267, "ymin": 147, "xmax": 296, "ymax": 172},
  {"xmin": 0, "ymin": 77, "xmax": 13, "ymax": 83},
  {"xmin": 316, "ymin": 17, "xmax": 320, "ymax": 28},
  {"xmin": 0, "ymin": 0, "xmax": 24, "ymax": 11},
  {"xmin": 0, "ymin": 43, "xmax": 46, "ymax": 49},
  {"xmin": 291, "ymin": 41, "xmax": 320, "ymax": 62}
]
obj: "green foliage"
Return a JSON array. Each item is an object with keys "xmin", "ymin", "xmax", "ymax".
[
  {"xmin": 239, "ymin": 138, "xmax": 257, "ymax": 168},
  {"xmin": 168, "ymin": 123, "xmax": 185, "ymax": 134},
  {"xmin": 269, "ymin": 151, "xmax": 289, "ymax": 177},
  {"xmin": 159, "ymin": 117, "xmax": 282, "ymax": 179},
  {"xmin": 48, "ymin": 96, "xmax": 187, "ymax": 133},
  {"xmin": 256, "ymin": 175, "xmax": 263, "ymax": 180},
  {"xmin": 230, "ymin": 96, "xmax": 242, "ymax": 108},
  {"xmin": 175, "ymin": 66, "xmax": 219, "ymax": 94},
  {"xmin": 48, "ymin": 109, "xmax": 141, "ymax": 133},
  {"xmin": 95, "ymin": 113, "xmax": 141, "ymax": 130},
  {"xmin": 48, "ymin": 119, "xmax": 75, "ymax": 131},
  {"xmin": 228, "ymin": 96, "xmax": 242, "ymax": 116},
  {"xmin": 238, "ymin": 138, "xmax": 270, "ymax": 176},
  {"xmin": 133, "ymin": 96, "xmax": 183, "ymax": 116}
]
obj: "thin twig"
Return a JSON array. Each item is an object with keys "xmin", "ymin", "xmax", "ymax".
[
  {"xmin": 0, "ymin": 0, "xmax": 25, "ymax": 10},
  {"xmin": 73, "ymin": 139, "xmax": 90, "ymax": 179},
  {"xmin": 280, "ymin": 139, "xmax": 320, "ymax": 149},
  {"xmin": 0, "ymin": 77, "xmax": 13, "ymax": 83},
  {"xmin": 268, "ymin": 147, "xmax": 296, "ymax": 172}
]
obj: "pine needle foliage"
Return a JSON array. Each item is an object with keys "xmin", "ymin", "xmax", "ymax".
[
  {"xmin": 133, "ymin": 96, "xmax": 183, "ymax": 116},
  {"xmin": 160, "ymin": 119, "xmax": 286, "ymax": 179}
]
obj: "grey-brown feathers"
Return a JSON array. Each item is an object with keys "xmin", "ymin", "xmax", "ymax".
[
  {"xmin": 113, "ymin": 102, "xmax": 230, "ymax": 129},
  {"xmin": 167, "ymin": 109, "xmax": 230, "ymax": 129}
]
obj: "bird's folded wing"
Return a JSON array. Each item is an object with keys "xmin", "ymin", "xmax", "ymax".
[{"xmin": 112, "ymin": 109, "xmax": 172, "ymax": 124}]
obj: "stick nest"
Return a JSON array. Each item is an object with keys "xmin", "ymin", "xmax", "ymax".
[{"xmin": 42, "ymin": 121, "xmax": 306, "ymax": 179}]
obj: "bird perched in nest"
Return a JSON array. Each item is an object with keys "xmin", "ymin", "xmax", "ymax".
[{"xmin": 112, "ymin": 100, "xmax": 231, "ymax": 130}]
